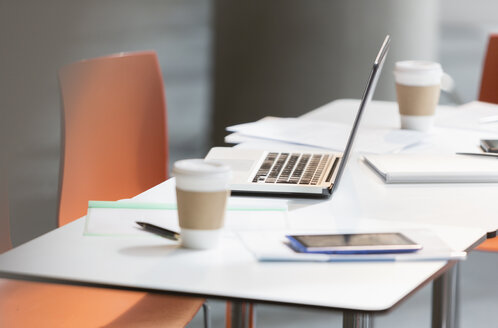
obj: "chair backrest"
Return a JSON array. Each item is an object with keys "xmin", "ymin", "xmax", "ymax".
[
  {"xmin": 58, "ymin": 51, "xmax": 168, "ymax": 226},
  {"xmin": 479, "ymin": 34, "xmax": 498, "ymax": 104},
  {"xmin": 477, "ymin": 35, "xmax": 498, "ymax": 251}
]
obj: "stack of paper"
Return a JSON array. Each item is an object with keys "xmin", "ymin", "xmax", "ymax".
[{"xmin": 226, "ymin": 117, "xmax": 426, "ymax": 154}]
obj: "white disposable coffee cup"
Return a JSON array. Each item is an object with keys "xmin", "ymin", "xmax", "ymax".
[
  {"xmin": 394, "ymin": 61, "xmax": 444, "ymax": 131},
  {"xmin": 172, "ymin": 159, "xmax": 231, "ymax": 249}
]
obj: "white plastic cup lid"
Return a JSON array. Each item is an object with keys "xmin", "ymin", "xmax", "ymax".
[
  {"xmin": 173, "ymin": 159, "xmax": 231, "ymax": 192},
  {"xmin": 394, "ymin": 61, "xmax": 443, "ymax": 86},
  {"xmin": 173, "ymin": 159, "xmax": 230, "ymax": 176}
]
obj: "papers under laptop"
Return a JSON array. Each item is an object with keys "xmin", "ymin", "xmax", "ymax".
[
  {"xmin": 205, "ymin": 35, "xmax": 391, "ymax": 198},
  {"xmin": 225, "ymin": 117, "xmax": 426, "ymax": 154}
]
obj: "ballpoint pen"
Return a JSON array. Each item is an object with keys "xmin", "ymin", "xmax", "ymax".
[
  {"xmin": 136, "ymin": 221, "xmax": 181, "ymax": 241},
  {"xmin": 455, "ymin": 152, "xmax": 498, "ymax": 158}
]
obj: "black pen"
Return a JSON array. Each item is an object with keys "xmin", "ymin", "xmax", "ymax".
[
  {"xmin": 455, "ymin": 152, "xmax": 498, "ymax": 158},
  {"xmin": 136, "ymin": 221, "xmax": 180, "ymax": 241}
]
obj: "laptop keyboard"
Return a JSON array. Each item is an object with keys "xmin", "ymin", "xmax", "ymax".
[{"xmin": 252, "ymin": 152, "xmax": 337, "ymax": 185}]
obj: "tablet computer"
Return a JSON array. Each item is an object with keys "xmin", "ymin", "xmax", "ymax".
[
  {"xmin": 481, "ymin": 139, "xmax": 498, "ymax": 153},
  {"xmin": 286, "ymin": 232, "xmax": 422, "ymax": 254}
]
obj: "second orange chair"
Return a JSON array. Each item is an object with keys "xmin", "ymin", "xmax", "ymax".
[
  {"xmin": 476, "ymin": 34, "xmax": 498, "ymax": 252},
  {"xmin": 0, "ymin": 51, "xmax": 208, "ymax": 328}
]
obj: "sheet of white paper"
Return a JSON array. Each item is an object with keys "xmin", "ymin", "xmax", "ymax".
[
  {"xmin": 225, "ymin": 132, "xmax": 262, "ymax": 145},
  {"xmin": 85, "ymin": 198, "xmax": 289, "ymax": 236},
  {"xmin": 237, "ymin": 229, "xmax": 466, "ymax": 262},
  {"xmin": 227, "ymin": 117, "xmax": 426, "ymax": 154},
  {"xmin": 435, "ymin": 101, "xmax": 498, "ymax": 132}
]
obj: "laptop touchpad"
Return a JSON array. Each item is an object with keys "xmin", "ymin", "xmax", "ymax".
[{"xmin": 214, "ymin": 159, "xmax": 255, "ymax": 172}]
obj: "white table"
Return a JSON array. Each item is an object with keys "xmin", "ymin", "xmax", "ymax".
[
  {"xmin": 0, "ymin": 99, "xmax": 496, "ymax": 328},
  {"xmin": 229, "ymin": 99, "xmax": 498, "ymax": 327}
]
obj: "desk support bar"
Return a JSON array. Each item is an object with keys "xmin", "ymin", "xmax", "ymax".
[
  {"xmin": 432, "ymin": 262, "xmax": 460, "ymax": 328},
  {"xmin": 202, "ymin": 302, "xmax": 212, "ymax": 328},
  {"xmin": 343, "ymin": 311, "xmax": 373, "ymax": 328},
  {"xmin": 229, "ymin": 302, "xmax": 255, "ymax": 328}
]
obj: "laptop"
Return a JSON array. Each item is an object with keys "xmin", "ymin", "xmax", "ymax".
[{"xmin": 205, "ymin": 35, "xmax": 390, "ymax": 198}]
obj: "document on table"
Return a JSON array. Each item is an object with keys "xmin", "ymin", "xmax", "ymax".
[
  {"xmin": 363, "ymin": 153, "xmax": 498, "ymax": 183},
  {"xmin": 84, "ymin": 198, "xmax": 289, "ymax": 236},
  {"xmin": 238, "ymin": 229, "xmax": 466, "ymax": 262},
  {"xmin": 226, "ymin": 117, "xmax": 426, "ymax": 154},
  {"xmin": 435, "ymin": 101, "xmax": 498, "ymax": 132}
]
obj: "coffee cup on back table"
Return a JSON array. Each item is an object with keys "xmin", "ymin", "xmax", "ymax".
[
  {"xmin": 394, "ymin": 61, "xmax": 444, "ymax": 131},
  {"xmin": 173, "ymin": 159, "xmax": 231, "ymax": 249}
]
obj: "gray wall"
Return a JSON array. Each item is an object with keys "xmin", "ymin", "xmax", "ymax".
[{"xmin": 211, "ymin": 0, "xmax": 439, "ymax": 144}]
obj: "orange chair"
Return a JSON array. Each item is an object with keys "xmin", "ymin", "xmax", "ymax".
[
  {"xmin": 478, "ymin": 34, "xmax": 498, "ymax": 104},
  {"xmin": 0, "ymin": 51, "xmax": 207, "ymax": 327},
  {"xmin": 476, "ymin": 34, "xmax": 498, "ymax": 252},
  {"xmin": 58, "ymin": 51, "xmax": 169, "ymax": 226}
]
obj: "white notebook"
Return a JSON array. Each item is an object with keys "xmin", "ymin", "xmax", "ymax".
[{"xmin": 364, "ymin": 154, "xmax": 498, "ymax": 183}]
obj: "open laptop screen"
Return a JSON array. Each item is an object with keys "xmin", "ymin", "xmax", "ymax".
[{"xmin": 331, "ymin": 35, "xmax": 390, "ymax": 193}]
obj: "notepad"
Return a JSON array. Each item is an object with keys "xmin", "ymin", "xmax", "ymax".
[{"xmin": 363, "ymin": 154, "xmax": 498, "ymax": 183}]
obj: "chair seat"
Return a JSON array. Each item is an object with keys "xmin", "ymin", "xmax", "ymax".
[
  {"xmin": 0, "ymin": 279, "xmax": 204, "ymax": 328},
  {"xmin": 476, "ymin": 236, "xmax": 498, "ymax": 252}
]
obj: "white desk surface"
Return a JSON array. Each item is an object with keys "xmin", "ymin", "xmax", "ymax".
[
  {"xmin": 0, "ymin": 99, "xmax": 492, "ymax": 312},
  {"xmin": 238, "ymin": 99, "xmax": 498, "ymax": 234}
]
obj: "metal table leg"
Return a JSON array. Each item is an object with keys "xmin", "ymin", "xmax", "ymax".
[
  {"xmin": 432, "ymin": 262, "xmax": 460, "ymax": 328},
  {"xmin": 343, "ymin": 311, "xmax": 373, "ymax": 328},
  {"xmin": 202, "ymin": 302, "xmax": 212, "ymax": 328},
  {"xmin": 229, "ymin": 301, "xmax": 256, "ymax": 328}
]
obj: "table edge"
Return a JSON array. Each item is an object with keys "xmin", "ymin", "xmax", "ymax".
[{"xmin": 0, "ymin": 260, "xmax": 457, "ymax": 315}]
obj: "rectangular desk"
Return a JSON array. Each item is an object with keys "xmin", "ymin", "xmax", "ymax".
[{"xmin": 1, "ymin": 99, "xmax": 496, "ymax": 328}]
